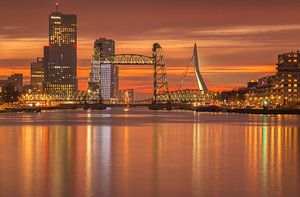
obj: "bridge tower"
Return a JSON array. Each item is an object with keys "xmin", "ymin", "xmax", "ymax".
[
  {"xmin": 193, "ymin": 43, "xmax": 208, "ymax": 94},
  {"xmin": 152, "ymin": 43, "xmax": 170, "ymax": 103},
  {"xmin": 88, "ymin": 46, "xmax": 102, "ymax": 99}
]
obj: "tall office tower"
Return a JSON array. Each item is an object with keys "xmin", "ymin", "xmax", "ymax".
[
  {"xmin": 31, "ymin": 57, "xmax": 44, "ymax": 92},
  {"xmin": 44, "ymin": 4, "xmax": 77, "ymax": 97},
  {"xmin": 88, "ymin": 38, "xmax": 119, "ymax": 99}
]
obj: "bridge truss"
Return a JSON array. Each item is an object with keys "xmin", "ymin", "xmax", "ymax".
[{"xmin": 89, "ymin": 43, "xmax": 170, "ymax": 103}]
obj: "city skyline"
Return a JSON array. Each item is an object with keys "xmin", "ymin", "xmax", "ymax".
[{"xmin": 2, "ymin": 1, "xmax": 300, "ymax": 97}]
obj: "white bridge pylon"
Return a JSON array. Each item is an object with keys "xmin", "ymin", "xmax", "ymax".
[{"xmin": 193, "ymin": 43, "xmax": 208, "ymax": 94}]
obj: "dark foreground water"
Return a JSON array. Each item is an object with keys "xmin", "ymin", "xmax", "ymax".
[{"xmin": 0, "ymin": 108, "xmax": 299, "ymax": 197}]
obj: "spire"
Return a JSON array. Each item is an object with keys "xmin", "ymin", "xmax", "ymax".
[
  {"xmin": 193, "ymin": 43, "xmax": 208, "ymax": 94},
  {"xmin": 55, "ymin": 3, "xmax": 59, "ymax": 12}
]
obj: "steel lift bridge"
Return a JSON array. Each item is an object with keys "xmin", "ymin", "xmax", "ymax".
[
  {"xmin": 88, "ymin": 43, "xmax": 170, "ymax": 104},
  {"xmin": 87, "ymin": 43, "xmax": 208, "ymax": 104}
]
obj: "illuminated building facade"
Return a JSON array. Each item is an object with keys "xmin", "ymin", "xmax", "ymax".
[
  {"xmin": 246, "ymin": 51, "xmax": 300, "ymax": 107},
  {"xmin": 88, "ymin": 38, "xmax": 119, "ymax": 99},
  {"xmin": 0, "ymin": 80, "xmax": 6, "ymax": 94},
  {"xmin": 119, "ymin": 89, "xmax": 134, "ymax": 104},
  {"xmin": 44, "ymin": 5, "xmax": 77, "ymax": 97},
  {"xmin": 276, "ymin": 51, "xmax": 300, "ymax": 103},
  {"xmin": 31, "ymin": 57, "xmax": 44, "ymax": 92}
]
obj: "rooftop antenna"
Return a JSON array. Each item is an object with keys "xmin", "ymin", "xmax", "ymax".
[{"xmin": 55, "ymin": 3, "xmax": 58, "ymax": 12}]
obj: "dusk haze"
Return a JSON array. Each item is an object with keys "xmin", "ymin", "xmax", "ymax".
[{"xmin": 0, "ymin": 1, "xmax": 300, "ymax": 197}]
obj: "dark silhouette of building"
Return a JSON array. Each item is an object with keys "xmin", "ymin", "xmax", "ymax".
[
  {"xmin": 0, "ymin": 74, "xmax": 23, "ymax": 102},
  {"xmin": 31, "ymin": 57, "xmax": 44, "ymax": 92},
  {"xmin": 44, "ymin": 4, "xmax": 77, "ymax": 97},
  {"xmin": 7, "ymin": 74, "xmax": 23, "ymax": 91},
  {"xmin": 95, "ymin": 38, "xmax": 115, "ymax": 57},
  {"xmin": 0, "ymin": 80, "xmax": 7, "ymax": 94}
]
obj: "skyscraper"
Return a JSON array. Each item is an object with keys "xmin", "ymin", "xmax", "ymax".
[
  {"xmin": 31, "ymin": 57, "xmax": 44, "ymax": 92},
  {"xmin": 44, "ymin": 4, "xmax": 77, "ymax": 97},
  {"xmin": 88, "ymin": 38, "xmax": 119, "ymax": 99}
]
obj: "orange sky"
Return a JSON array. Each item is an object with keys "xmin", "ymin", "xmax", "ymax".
[{"xmin": 1, "ymin": 0, "xmax": 300, "ymax": 97}]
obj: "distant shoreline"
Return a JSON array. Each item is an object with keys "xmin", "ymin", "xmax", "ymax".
[
  {"xmin": 195, "ymin": 106, "xmax": 300, "ymax": 115},
  {"xmin": 1, "ymin": 105, "xmax": 300, "ymax": 115}
]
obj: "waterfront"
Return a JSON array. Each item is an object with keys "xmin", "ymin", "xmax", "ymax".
[{"xmin": 0, "ymin": 108, "xmax": 300, "ymax": 197}]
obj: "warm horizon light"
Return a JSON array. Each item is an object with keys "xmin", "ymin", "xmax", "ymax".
[{"xmin": 1, "ymin": 0, "xmax": 300, "ymax": 97}]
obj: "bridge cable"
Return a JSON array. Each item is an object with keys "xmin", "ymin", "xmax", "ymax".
[{"xmin": 175, "ymin": 54, "xmax": 194, "ymax": 90}]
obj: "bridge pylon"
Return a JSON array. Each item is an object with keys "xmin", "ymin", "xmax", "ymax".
[
  {"xmin": 152, "ymin": 43, "xmax": 170, "ymax": 103},
  {"xmin": 86, "ymin": 44, "xmax": 106, "ymax": 109},
  {"xmin": 193, "ymin": 43, "xmax": 208, "ymax": 94}
]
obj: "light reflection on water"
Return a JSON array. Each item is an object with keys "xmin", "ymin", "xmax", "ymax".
[{"xmin": 0, "ymin": 108, "xmax": 299, "ymax": 197}]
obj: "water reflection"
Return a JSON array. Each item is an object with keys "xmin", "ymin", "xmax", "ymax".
[{"xmin": 0, "ymin": 111, "xmax": 299, "ymax": 196}]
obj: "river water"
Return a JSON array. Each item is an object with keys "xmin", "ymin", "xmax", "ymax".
[{"xmin": 0, "ymin": 108, "xmax": 299, "ymax": 197}]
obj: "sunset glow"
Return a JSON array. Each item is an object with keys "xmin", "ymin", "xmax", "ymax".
[{"xmin": 1, "ymin": 0, "xmax": 300, "ymax": 96}]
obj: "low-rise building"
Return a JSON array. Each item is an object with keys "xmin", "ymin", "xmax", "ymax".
[{"xmin": 119, "ymin": 89, "xmax": 134, "ymax": 104}]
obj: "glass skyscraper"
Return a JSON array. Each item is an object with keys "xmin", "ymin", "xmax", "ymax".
[{"xmin": 44, "ymin": 5, "xmax": 77, "ymax": 97}]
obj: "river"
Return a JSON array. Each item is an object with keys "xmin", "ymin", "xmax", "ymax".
[{"xmin": 0, "ymin": 108, "xmax": 299, "ymax": 196}]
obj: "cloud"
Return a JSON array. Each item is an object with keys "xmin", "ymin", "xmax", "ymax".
[
  {"xmin": 192, "ymin": 24, "xmax": 300, "ymax": 36},
  {"xmin": 1, "ymin": 15, "xmax": 299, "ymax": 96},
  {"xmin": 1, "ymin": 26, "xmax": 22, "ymax": 30}
]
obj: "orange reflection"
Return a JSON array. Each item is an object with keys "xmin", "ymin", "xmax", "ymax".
[{"xmin": 0, "ymin": 113, "xmax": 299, "ymax": 196}]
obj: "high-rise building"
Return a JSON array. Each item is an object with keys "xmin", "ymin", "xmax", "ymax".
[
  {"xmin": 95, "ymin": 38, "xmax": 115, "ymax": 57},
  {"xmin": 31, "ymin": 57, "xmax": 44, "ymax": 92},
  {"xmin": 99, "ymin": 64, "xmax": 119, "ymax": 99},
  {"xmin": 276, "ymin": 51, "xmax": 300, "ymax": 103},
  {"xmin": 88, "ymin": 38, "xmax": 119, "ymax": 99},
  {"xmin": 44, "ymin": 4, "xmax": 77, "ymax": 97}
]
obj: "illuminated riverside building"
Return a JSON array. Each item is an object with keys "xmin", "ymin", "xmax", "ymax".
[
  {"xmin": 44, "ymin": 4, "xmax": 77, "ymax": 97},
  {"xmin": 277, "ymin": 52, "xmax": 300, "ymax": 103},
  {"xmin": 0, "ymin": 80, "xmax": 6, "ymax": 93},
  {"xmin": 119, "ymin": 89, "xmax": 134, "ymax": 104},
  {"xmin": 246, "ymin": 51, "xmax": 300, "ymax": 107},
  {"xmin": 31, "ymin": 57, "xmax": 44, "ymax": 92},
  {"xmin": 88, "ymin": 38, "xmax": 119, "ymax": 99}
]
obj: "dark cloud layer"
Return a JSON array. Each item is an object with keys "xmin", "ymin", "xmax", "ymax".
[{"xmin": 2, "ymin": 0, "xmax": 300, "ymax": 38}]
